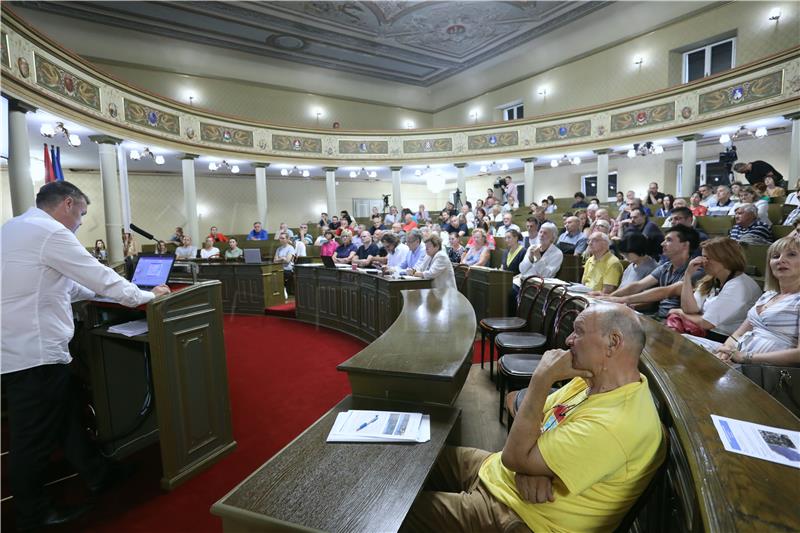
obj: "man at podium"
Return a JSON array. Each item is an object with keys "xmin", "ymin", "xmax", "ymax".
[{"xmin": 1, "ymin": 181, "xmax": 170, "ymax": 530}]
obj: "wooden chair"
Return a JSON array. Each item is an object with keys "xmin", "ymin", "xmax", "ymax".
[{"xmin": 478, "ymin": 276, "xmax": 543, "ymax": 379}]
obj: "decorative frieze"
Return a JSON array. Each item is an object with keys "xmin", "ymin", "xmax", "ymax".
[
  {"xmin": 699, "ymin": 70, "xmax": 784, "ymax": 114},
  {"xmin": 123, "ymin": 99, "xmax": 180, "ymax": 135},
  {"xmin": 339, "ymin": 140, "xmax": 389, "ymax": 154},
  {"xmin": 403, "ymin": 138, "xmax": 453, "ymax": 153},
  {"xmin": 34, "ymin": 53, "xmax": 100, "ymax": 111},
  {"xmin": 272, "ymin": 135, "xmax": 322, "ymax": 153},
  {"xmin": 200, "ymin": 122, "xmax": 254, "ymax": 147},
  {"xmin": 610, "ymin": 102, "xmax": 675, "ymax": 132},
  {"xmin": 535, "ymin": 120, "xmax": 591, "ymax": 143},
  {"xmin": 467, "ymin": 131, "xmax": 518, "ymax": 150},
  {"xmin": 1, "ymin": 32, "xmax": 9, "ymax": 68}
]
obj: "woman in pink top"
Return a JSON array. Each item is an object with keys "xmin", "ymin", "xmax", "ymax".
[{"xmin": 320, "ymin": 230, "xmax": 338, "ymax": 257}]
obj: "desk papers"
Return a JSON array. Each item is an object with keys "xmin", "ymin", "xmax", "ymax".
[
  {"xmin": 711, "ymin": 415, "xmax": 800, "ymax": 469},
  {"xmin": 107, "ymin": 319, "xmax": 149, "ymax": 337},
  {"xmin": 327, "ymin": 410, "xmax": 431, "ymax": 443}
]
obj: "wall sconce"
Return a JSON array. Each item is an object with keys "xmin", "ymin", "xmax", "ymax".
[
  {"xmin": 769, "ymin": 7, "xmax": 782, "ymax": 21},
  {"xmin": 130, "ymin": 147, "xmax": 165, "ymax": 165},
  {"xmin": 349, "ymin": 168, "xmax": 378, "ymax": 179},
  {"xmin": 405, "ymin": 120, "xmax": 415, "ymax": 129},
  {"xmin": 633, "ymin": 55, "xmax": 644, "ymax": 67},
  {"xmin": 537, "ymin": 88, "xmax": 548, "ymax": 98},
  {"xmin": 550, "ymin": 154, "xmax": 580, "ymax": 167},
  {"xmin": 280, "ymin": 166, "xmax": 310, "ymax": 177},
  {"xmin": 312, "ymin": 107, "xmax": 324, "ymax": 126},
  {"xmin": 469, "ymin": 110, "xmax": 479, "ymax": 124},
  {"xmin": 40, "ymin": 122, "xmax": 81, "ymax": 147},
  {"xmin": 208, "ymin": 160, "xmax": 240, "ymax": 174}
]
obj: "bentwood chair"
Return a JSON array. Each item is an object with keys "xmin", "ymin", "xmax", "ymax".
[{"xmin": 478, "ymin": 276, "xmax": 544, "ymax": 380}]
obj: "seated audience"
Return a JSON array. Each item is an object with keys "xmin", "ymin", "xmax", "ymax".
[
  {"xmin": 467, "ymin": 224, "xmax": 496, "ymax": 251},
  {"xmin": 122, "ymin": 231, "xmax": 140, "ymax": 258},
  {"xmin": 340, "ymin": 210, "xmax": 354, "ymax": 226},
  {"xmin": 387, "ymin": 229, "xmax": 426, "ymax": 275},
  {"xmin": 369, "ymin": 215, "xmax": 386, "ymax": 235},
  {"xmin": 406, "ymin": 234, "xmax": 457, "ymax": 289},
  {"xmin": 207, "ymin": 226, "xmax": 229, "ymax": 243},
  {"xmin": 785, "ymin": 179, "xmax": 800, "ymax": 206},
  {"xmin": 333, "ymin": 230, "xmax": 358, "ymax": 264},
  {"xmin": 294, "ymin": 237, "xmax": 307, "ymax": 258},
  {"xmin": 571, "ymin": 191, "xmax": 589, "ymax": 209},
  {"xmin": 668, "ymin": 207, "xmax": 708, "ymax": 245},
  {"xmin": 729, "ymin": 204, "xmax": 773, "ymax": 244},
  {"xmin": 656, "ymin": 194, "xmax": 674, "ymax": 217},
  {"xmin": 273, "ymin": 233, "xmax": 296, "ymax": 294},
  {"xmin": 200, "ymin": 237, "xmax": 221, "ymax": 259},
  {"xmin": 575, "ymin": 210, "xmax": 590, "ymax": 233},
  {"xmin": 174, "ymin": 235, "xmax": 197, "ymax": 260},
  {"xmin": 318, "ymin": 212, "xmax": 329, "ymax": 228},
  {"xmin": 320, "ymin": 230, "xmax": 338, "ymax": 257},
  {"xmin": 353, "ymin": 231, "xmax": 379, "ymax": 265},
  {"xmin": 706, "ymin": 185, "xmax": 736, "ymax": 216},
  {"xmin": 617, "ymin": 234, "xmax": 658, "ymax": 288},
  {"xmin": 784, "ymin": 204, "xmax": 800, "ymax": 226},
  {"xmin": 490, "ymin": 204, "xmax": 504, "ymax": 224},
  {"xmin": 730, "ymin": 182, "xmax": 744, "ymax": 202},
  {"xmin": 614, "ymin": 191, "xmax": 625, "ymax": 209},
  {"xmin": 728, "ymin": 186, "xmax": 770, "ymax": 226},
  {"xmin": 169, "ymin": 226, "xmax": 184, "ymax": 245},
  {"xmin": 733, "ymin": 160, "xmax": 784, "ymax": 187},
  {"xmin": 501, "ymin": 230, "xmax": 525, "ymax": 275},
  {"xmin": 274, "ymin": 222, "xmax": 294, "ymax": 240},
  {"xmin": 692, "ymin": 236, "xmax": 799, "ymax": 366},
  {"xmin": 581, "ymin": 232, "xmax": 623, "ymax": 294},
  {"xmin": 295, "ymin": 224, "xmax": 313, "ymax": 245},
  {"xmin": 764, "ymin": 175, "xmax": 786, "ymax": 198},
  {"xmin": 789, "ymin": 219, "xmax": 800, "ymax": 237},
  {"xmin": 443, "ymin": 215, "xmax": 468, "ymax": 236},
  {"xmin": 155, "ymin": 240, "xmax": 169, "ymax": 255},
  {"xmin": 556, "ymin": 216, "xmax": 587, "ymax": 255},
  {"xmin": 494, "ymin": 212, "xmax": 520, "ymax": 238},
  {"xmin": 402, "ymin": 213, "xmax": 418, "ymax": 232},
  {"xmin": 225, "ymin": 238, "xmax": 243, "ymax": 260},
  {"xmin": 247, "ymin": 221, "xmax": 268, "ymax": 240},
  {"xmin": 447, "ymin": 233, "xmax": 466, "ymax": 264},
  {"xmin": 392, "ymin": 221, "xmax": 407, "ymax": 242},
  {"xmin": 518, "ymin": 224, "xmax": 563, "ymax": 279},
  {"xmin": 668, "ymin": 237, "xmax": 761, "ymax": 341},
  {"xmin": 597, "ymin": 225, "xmax": 700, "ymax": 318},
  {"xmin": 615, "ymin": 209, "xmax": 663, "ymax": 256},
  {"xmin": 523, "ymin": 217, "xmax": 540, "ymax": 249},
  {"xmin": 461, "ymin": 229, "xmax": 491, "ymax": 267},
  {"xmin": 384, "ymin": 206, "xmax": 399, "ymax": 226},
  {"xmin": 404, "ymin": 304, "xmax": 664, "ymax": 533},
  {"xmin": 379, "ymin": 232, "xmax": 409, "ymax": 269},
  {"xmin": 646, "ymin": 181, "xmax": 665, "ymax": 205},
  {"xmin": 460, "ymin": 204, "xmax": 476, "ymax": 229},
  {"xmin": 697, "ymin": 184, "xmax": 716, "ymax": 207},
  {"xmin": 92, "ymin": 239, "xmax": 107, "ymax": 261},
  {"xmin": 688, "ymin": 192, "xmax": 708, "ymax": 217},
  {"xmin": 415, "ymin": 204, "xmax": 430, "ymax": 223},
  {"xmin": 328, "ymin": 215, "xmax": 342, "ymax": 232}
]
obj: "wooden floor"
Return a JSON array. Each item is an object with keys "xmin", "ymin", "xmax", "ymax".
[{"xmin": 452, "ymin": 364, "xmax": 508, "ymax": 452}]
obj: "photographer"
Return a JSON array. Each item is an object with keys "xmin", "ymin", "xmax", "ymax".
[{"xmin": 733, "ymin": 160, "xmax": 784, "ymax": 187}]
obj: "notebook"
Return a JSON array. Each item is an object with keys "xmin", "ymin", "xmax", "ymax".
[{"xmin": 130, "ymin": 254, "xmax": 175, "ymax": 290}]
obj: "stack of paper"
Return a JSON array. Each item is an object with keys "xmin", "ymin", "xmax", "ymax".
[
  {"xmin": 327, "ymin": 410, "xmax": 431, "ymax": 443},
  {"xmin": 107, "ymin": 319, "xmax": 149, "ymax": 337}
]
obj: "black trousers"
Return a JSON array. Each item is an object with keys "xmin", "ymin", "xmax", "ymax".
[
  {"xmin": 2, "ymin": 363, "xmax": 107, "ymax": 525},
  {"xmin": 284, "ymin": 269, "xmax": 295, "ymax": 296}
]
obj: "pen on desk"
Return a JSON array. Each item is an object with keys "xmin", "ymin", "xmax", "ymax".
[{"xmin": 356, "ymin": 415, "xmax": 379, "ymax": 432}]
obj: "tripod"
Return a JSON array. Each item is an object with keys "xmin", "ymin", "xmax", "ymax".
[{"xmin": 453, "ymin": 188, "xmax": 463, "ymax": 211}]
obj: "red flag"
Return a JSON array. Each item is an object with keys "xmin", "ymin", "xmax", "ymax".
[{"xmin": 43, "ymin": 143, "xmax": 56, "ymax": 183}]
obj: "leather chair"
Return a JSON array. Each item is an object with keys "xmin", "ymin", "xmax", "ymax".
[{"xmin": 478, "ymin": 276, "xmax": 544, "ymax": 380}]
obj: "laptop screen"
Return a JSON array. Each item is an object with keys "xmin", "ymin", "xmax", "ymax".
[
  {"xmin": 131, "ymin": 255, "xmax": 175, "ymax": 288},
  {"xmin": 243, "ymin": 248, "xmax": 262, "ymax": 264}
]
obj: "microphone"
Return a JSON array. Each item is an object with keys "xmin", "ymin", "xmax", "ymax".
[{"xmin": 129, "ymin": 223, "xmax": 156, "ymax": 242}]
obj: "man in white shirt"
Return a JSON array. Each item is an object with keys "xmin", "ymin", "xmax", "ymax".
[
  {"xmin": 1, "ymin": 182, "xmax": 170, "ymax": 530},
  {"xmin": 494, "ymin": 212, "xmax": 520, "ymax": 238},
  {"xmin": 379, "ymin": 232, "xmax": 409, "ymax": 269},
  {"xmin": 274, "ymin": 232, "xmax": 296, "ymax": 295}
]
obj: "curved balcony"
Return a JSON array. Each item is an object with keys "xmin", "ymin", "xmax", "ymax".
[{"xmin": 2, "ymin": 5, "xmax": 799, "ymax": 166}]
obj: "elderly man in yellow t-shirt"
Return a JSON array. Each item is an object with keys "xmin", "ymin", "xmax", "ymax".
[
  {"xmin": 401, "ymin": 303, "xmax": 665, "ymax": 533},
  {"xmin": 582, "ymin": 231, "xmax": 624, "ymax": 294}
]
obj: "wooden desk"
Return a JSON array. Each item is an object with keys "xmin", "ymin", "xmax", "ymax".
[
  {"xmin": 338, "ymin": 288, "xmax": 476, "ymax": 405},
  {"xmin": 80, "ymin": 282, "xmax": 236, "ymax": 489},
  {"xmin": 454, "ymin": 266, "xmax": 514, "ymax": 325},
  {"xmin": 211, "ymin": 395, "xmax": 459, "ymax": 533},
  {"xmin": 192, "ymin": 261, "xmax": 285, "ymax": 313},
  {"xmin": 294, "ymin": 265, "xmax": 432, "ymax": 343}
]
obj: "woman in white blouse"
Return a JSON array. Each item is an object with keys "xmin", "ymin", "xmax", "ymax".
[
  {"xmin": 408, "ymin": 234, "xmax": 456, "ymax": 289},
  {"xmin": 199, "ymin": 237, "xmax": 221, "ymax": 259},
  {"xmin": 517, "ymin": 223, "xmax": 563, "ymax": 279},
  {"xmin": 670, "ymin": 237, "xmax": 762, "ymax": 342}
]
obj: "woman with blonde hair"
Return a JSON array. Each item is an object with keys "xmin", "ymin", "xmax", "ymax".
[
  {"xmin": 461, "ymin": 228, "xmax": 491, "ymax": 267},
  {"xmin": 668, "ymin": 237, "xmax": 761, "ymax": 341}
]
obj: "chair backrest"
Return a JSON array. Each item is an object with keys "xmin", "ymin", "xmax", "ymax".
[
  {"xmin": 517, "ymin": 276, "xmax": 544, "ymax": 320},
  {"xmin": 454, "ymin": 264, "xmax": 471, "ymax": 293},
  {"xmin": 532, "ymin": 284, "xmax": 568, "ymax": 338},
  {"xmin": 551, "ymin": 296, "xmax": 589, "ymax": 349}
]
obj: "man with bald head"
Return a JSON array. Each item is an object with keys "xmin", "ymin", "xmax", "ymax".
[
  {"xmin": 581, "ymin": 232, "xmax": 623, "ymax": 294},
  {"xmin": 402, "ymin": 304, "xmax": 665, "ymax": 533},
  {"xmin": 556, "ymin": 215, "xmax": 587, "ymax": 255}
]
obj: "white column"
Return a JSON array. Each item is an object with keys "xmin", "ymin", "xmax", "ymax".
[
  {"xmin": 324, "ymin": 167, "xmax": 337, "ymax": 216},
  {"xmin": 91, "ymin": 135, "xmax": 124, "ymax": 264},
  {"xmin": 390, "ymin": 166, "xmax": 402, "ymax": 210},
  {"xmin": 593, "ymin": 149, "xmax": 610, "ymax": 201},
  {"xmin": 785, "ymin": 113, "xmax": 800, "ymax": 187},
  {"xmin": 454, "ymin": 163, "xmax": 467, "ymax": 205},
  {"xmin": 116, "ymin": 144, "xmax": 132, "ymax": 231},
  {"xmin": 678, "ymin": 134, "xmax": 701, "ymax": 197},
  {"xmin": 8, "ymin": 99, "xmax": 36, "ymax": 216},
  {"xmin": 254, "ymin": 163, "xmax": 269, "ymax": 229},
  {"xmin": 521, "ymin": 157, "xmax": 536, "ymax": 205},
  {"xmin": 181, "ymin": 154, "xmax": 199, "ymax": 245}
]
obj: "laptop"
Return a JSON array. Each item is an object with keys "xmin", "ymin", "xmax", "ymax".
[
  {"xmin": 321, "ymin": 255, "xmax": 337, "ymax": 268},
  {"xmin": 130, "ymin": 254, "xmax": 176, "ymax": 290},
  {"xmin": 243, "ymin": 248, "xmax": 262, "ymax": 264}
]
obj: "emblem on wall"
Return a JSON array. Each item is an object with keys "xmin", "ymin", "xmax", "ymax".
[
  {"xmin": 681, "ymin": 106, "xmax": 693, "ymax": 119},
  {"xmin": 124, "ymin": 99, "xmax": 180, "ymax": 134},
  {"xmin": 200, "ymin": 123, "xmax": 254, "ymax": 147},
  {"xmin": 698, "ymin": 71, "xmax": 783, "ymax": 114},
  {"xmin": 185, "ymin": 126, "xmax": 195, "ymax": 139},
  {"xmin": 17, "ymin": 57, "xmax": 29, "ymax": 78},
  {"xmin": 107, "ymin": 103, "xmax": 118, "ymax": 118},
  {"xmin": 35, "ymin": 54, "xmax": 101, "ymax": 111},
  {"xmin": 610, "ymin": 103, "xmax": 675, "ymax": 132},
  {"xmin": 403, "ymin": 138, "xmax": 452, "ymax": 154},
  {"xmin": 339, "ymin": 140, "xmax": 389, "ymax": 154},
  {"xmin": 535, "ymin": 120, "xmax": 591, "ymax": 143},
  {"xmin": 467, "ymin": 132, "xmax": 518, "ymax": 150},
  {"xmin": 272, "ymin": 135, "xmax": 322, "ymax": 153}
]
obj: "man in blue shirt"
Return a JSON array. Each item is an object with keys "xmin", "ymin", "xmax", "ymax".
[
  {"xmin": 556, "ymin": 216, "xmax": 587, "ymax": 255},
  {"xmin": 332, "ymin": 230, "xmax": 359, "ymax": 263},
  {"xmin": 247, "ymin": 221, "xmax": 268, "ymax": 240},
  {"xmin": 386, "ymin": 228, "xmax": 425, "ymax": 275}
]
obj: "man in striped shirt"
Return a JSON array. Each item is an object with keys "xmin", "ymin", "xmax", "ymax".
[{"xmin": 729, "ymin": 203, "xmax": 773, "ymax": 245}]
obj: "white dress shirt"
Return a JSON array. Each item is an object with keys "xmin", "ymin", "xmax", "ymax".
[
  {"xmin": 517, "ymin": 244, "xmax": 564, "ymax": 279},
  {"xmin": 417, "ymin": 250, "xmax": 457, "ymax": 290},
  {"xmin": 200, "ymin": 246, "xmax": 221, "ymax": 259},
  {"xmin": 1, "ymin": 207, "xmax": 155, "ymax": 374}
]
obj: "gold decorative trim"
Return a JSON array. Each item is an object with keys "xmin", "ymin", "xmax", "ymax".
[
  {"xmin": 699, "ymin": 70, "xmax": 784, "ymax": 114},
  {"xmin": 403, "ymin": 138, "xmax": 453, "ymax": 153},
  {"xmin": 200, "ymin": 123, "xmax": 254, "ymax": 147},
  {"xmin": 34, "ymin": 53, "xmax": 100, "ymax": 111},
  {"xmin": 272, "ymin": 135, "xmax": 322, "ymax": 153},
  {"xmin": 339, "ymin": 140, "xmax": 388, "ymax": 154},
  {"xmin": 124, "ymin": 98, "xmax": 180, "ymax": 135}
]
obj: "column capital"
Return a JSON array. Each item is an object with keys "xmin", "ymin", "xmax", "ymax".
[
  {"xmin": 180, "ymin": 153, "xmax": 200, "ymax": 160},
  {"xmin": 520, "ymin": 157, "xmax": 537, "ymax": 163},
  {"xmin": 390, "ymin": 166, "xmax": 403, "ymax": 171},
  {"xmin": 6, "ymin": 97, "xmax": 36, "ymax": 114},
  {"xmin": 454, "ymin": 162, "xmax": 468, "ymax": 169},
  {"xmin": 252, "ymin": 162, "xmax": 270, "ymax": 168},
  {"xmin": 592, "ymin": 148, "xmax": 612, "ymax": 155},
  {"xmin": 322, "ymin": 166, "xmax": 338, "ymax": 172},
  {"xmin": 676, "ymin": 133, "xmax": 703, "ymax": 142},
  {"xmin": 783, "ymin": 112, "xmax": 800, "ymax": 121},
  {"xmin": 89, "ymin": 135, "xmax": 123, "ymax": 145}
]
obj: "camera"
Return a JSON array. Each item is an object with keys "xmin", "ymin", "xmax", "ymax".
[
  {"xmin": 719, "ymin": 145, "xmax": 738, "ymax": 165},
  {"xmin": 493, "ymin": 178, "xmax": 506, "ymax": 189}
]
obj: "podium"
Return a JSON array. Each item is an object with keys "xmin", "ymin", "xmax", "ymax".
[{"xmin": 78, "ymin": 281, "xmax": 236, "ymax": 490}]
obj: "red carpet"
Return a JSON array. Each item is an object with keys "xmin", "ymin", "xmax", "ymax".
[
  {"xmin": 264, "ymin": 301, "xmax": 297, "ymax": 318},
  {"xmin": 1, "ymin": 315, "xmax": 364, "ymax": 533}
]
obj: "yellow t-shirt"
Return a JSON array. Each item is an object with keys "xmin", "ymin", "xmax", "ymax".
[
  {"xmin": 479, "ymin": 376, "xmax": 665, "ymax": 533},
  {"xmin": 582, "ymin": 252, "xmax": 624, "ymax": 292}
]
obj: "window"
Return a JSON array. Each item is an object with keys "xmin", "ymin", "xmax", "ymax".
[
  {"xmin": 502, "ymin": 103, "xmax": 524, "ymax": 121},
  {"xmin": 682, "ymin": 38, "xmax": 735, "ymax": 83},
  {"xmin": 581, "ymin": 172, "xmax": 618, "ymax": 201},
  {"xmin": 676, "ymin": 159, "xmax": 730, "ymax": 196}
]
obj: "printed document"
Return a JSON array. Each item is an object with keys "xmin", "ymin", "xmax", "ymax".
[
  {"xmin": 711, "ymin": 414, "xmax": 800, "ymax": 468},
  {"xmin": 327, "ymin": 410, "xmax": 430, "ymax": 443}
]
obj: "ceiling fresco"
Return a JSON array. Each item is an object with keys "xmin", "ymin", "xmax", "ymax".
[{"xmin": 17, "ymin": 1, "xmax": 610, "ymax": 86}]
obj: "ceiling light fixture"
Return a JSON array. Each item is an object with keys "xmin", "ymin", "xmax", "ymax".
[
  {"xmin": 39, "ymin": 121, "xmax": 81, "ymax": 147},
  {"xmin": 479, "ymin": 161, "xmax": 510, "ymax": 173},
  {"xmin": 129, "ymin": 147, "xmax": 165, "ymax": 165},
  {"xmin": 349, "ymin": 168, "xmax": 378, "ymax": 179},
  {"xmin": 415, "ymin": 165, "xmax": 431, "ymax": 177},
  {"xmin": 719, "ymin": 125, "xmax": 768, "ymax": 144},
  {"xmin": 550, "ymin": 154, "xmax": 581, "ymax": 167},
  {"xmin": 280, "ymin": 166, "xmax": 310, "ymax": 178},
  {"xmin": 208, "ymin": 160, "xmax": 240, "ymax": 174},
  {"xmin": 627, "ymin": 142, "xmax": 664, "ymax": 158}
]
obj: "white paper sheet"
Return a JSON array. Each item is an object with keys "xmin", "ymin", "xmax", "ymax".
[
  {"xmin": 327, "ymin": 410, "xmax": 430, "ymax": 443},
  {"xmin": 711, "ymin": 414, "xmax": 800, "ymax": 468}
]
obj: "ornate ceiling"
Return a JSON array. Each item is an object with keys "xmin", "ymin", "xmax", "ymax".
[{"xmin": 18, "ymin": 1, "xmax": 610, "ymax": 86}]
